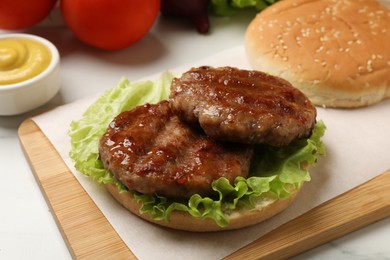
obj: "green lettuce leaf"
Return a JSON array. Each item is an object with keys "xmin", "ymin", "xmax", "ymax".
[
  {"xmin": 69, "ymin": 72, "xmax": 326, "ymax": 227},
  {"xmin": 210, "ymin": 0, "xmax": 279, "ymax": 16}
]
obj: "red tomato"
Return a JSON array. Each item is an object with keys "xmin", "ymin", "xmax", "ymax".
[
  {"xmin": 0, "ymin": 0, "xmax": 57, "ymax": 30},
  {"xmin": 60, "ymin": 0, "xmax": 161, "ymax": 50}
]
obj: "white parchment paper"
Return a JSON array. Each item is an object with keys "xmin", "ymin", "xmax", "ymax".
[{"xmin": 32, "ymin": 46, "xmax": 390, "ymax": 260}]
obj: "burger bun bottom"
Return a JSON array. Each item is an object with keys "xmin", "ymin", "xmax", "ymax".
[{"xmin": 105, "ymin": 183, "xmax": 300, "ymax": 232}]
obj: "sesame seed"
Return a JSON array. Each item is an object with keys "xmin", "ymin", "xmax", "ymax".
[
  {"xmin": 368, "ymin": 20, "xmax": 378, "ymax": 28},
  {"xmin": 358, "ymin": 6, "xmax": 368, "ymax": 13},
  {"xmin": 300, "ymin": 28, "xmax": 311, "ymax": 37},
  {"xmin": 316, "ymin": 46, "xmax": 324, "ymax": 53},
  {"xmin": 367, "ymin": 60, "xmax": 373, "ymax": 72},
  {"xmin": 320, "ymin": 36, "xmax": 329, "ymax": 42},
  {"xmin": 296, "ymin": 36, "xmax": 301, "ymax": 42}
]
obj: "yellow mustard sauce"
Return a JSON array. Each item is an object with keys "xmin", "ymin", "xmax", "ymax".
[{"xmin": 0, "ymin": 38, "xmax": 52, "ymax": 85}]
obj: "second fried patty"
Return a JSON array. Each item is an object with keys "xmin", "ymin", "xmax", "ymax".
[
  {"xmin": 99, "ymin": 100, "xmax": 253, "ymax": 199},
  {"xmin": 170, "ymin": 66, "xmax": 317, "ymax": 147}
]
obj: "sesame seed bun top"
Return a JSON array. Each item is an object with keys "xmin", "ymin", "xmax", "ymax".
[{"xmin": 245, "ymin": 0, "xmax": 390, "ymax": 108}]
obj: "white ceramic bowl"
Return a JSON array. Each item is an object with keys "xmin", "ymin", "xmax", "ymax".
[{"xmin": 0, "ymin": 33, "xmax": 61, "ymax": 116}]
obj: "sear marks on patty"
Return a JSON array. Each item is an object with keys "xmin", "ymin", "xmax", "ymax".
[
  {"xmin": 170, "ymin": 66, "xmax": 317, "ymax": 147},
  {"xmin": 99, "ymin": 100, "xmax": 253, "ymax": 199}
]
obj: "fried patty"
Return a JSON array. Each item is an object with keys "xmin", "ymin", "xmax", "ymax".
[
  {"xmin": 170, "ymin": 66, "xmax": 317, "ymax": 147},
  {"xmin": 99, "ymin": 100, "xmax": 253, "ymax": 199}
]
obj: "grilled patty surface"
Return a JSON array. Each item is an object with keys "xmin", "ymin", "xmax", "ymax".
[
  {"xmin": 170, "ymin": 66, "xmax": 317, "ymax": 146},
  {"xmin": 99, "ymin": 100, "xmax": 253, "ymax": 199}
]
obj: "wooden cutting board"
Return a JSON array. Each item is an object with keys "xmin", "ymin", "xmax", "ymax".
[{"xmin": 18, "ymin": 118, "xmax": 390, "ymax": 260}]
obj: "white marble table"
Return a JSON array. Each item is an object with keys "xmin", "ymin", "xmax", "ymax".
[{"xmin": 1, "ymin": 8, "xmax": 389, "ymax": 260}]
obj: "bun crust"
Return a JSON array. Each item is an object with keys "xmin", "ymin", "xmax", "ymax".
[
  {"xmin": 245, "ymin": 0, "xmax": 390, "ymax": 108},
  {"xmin": 105, "ymin": 183, "xmax": 300, "ymax": 232}
]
